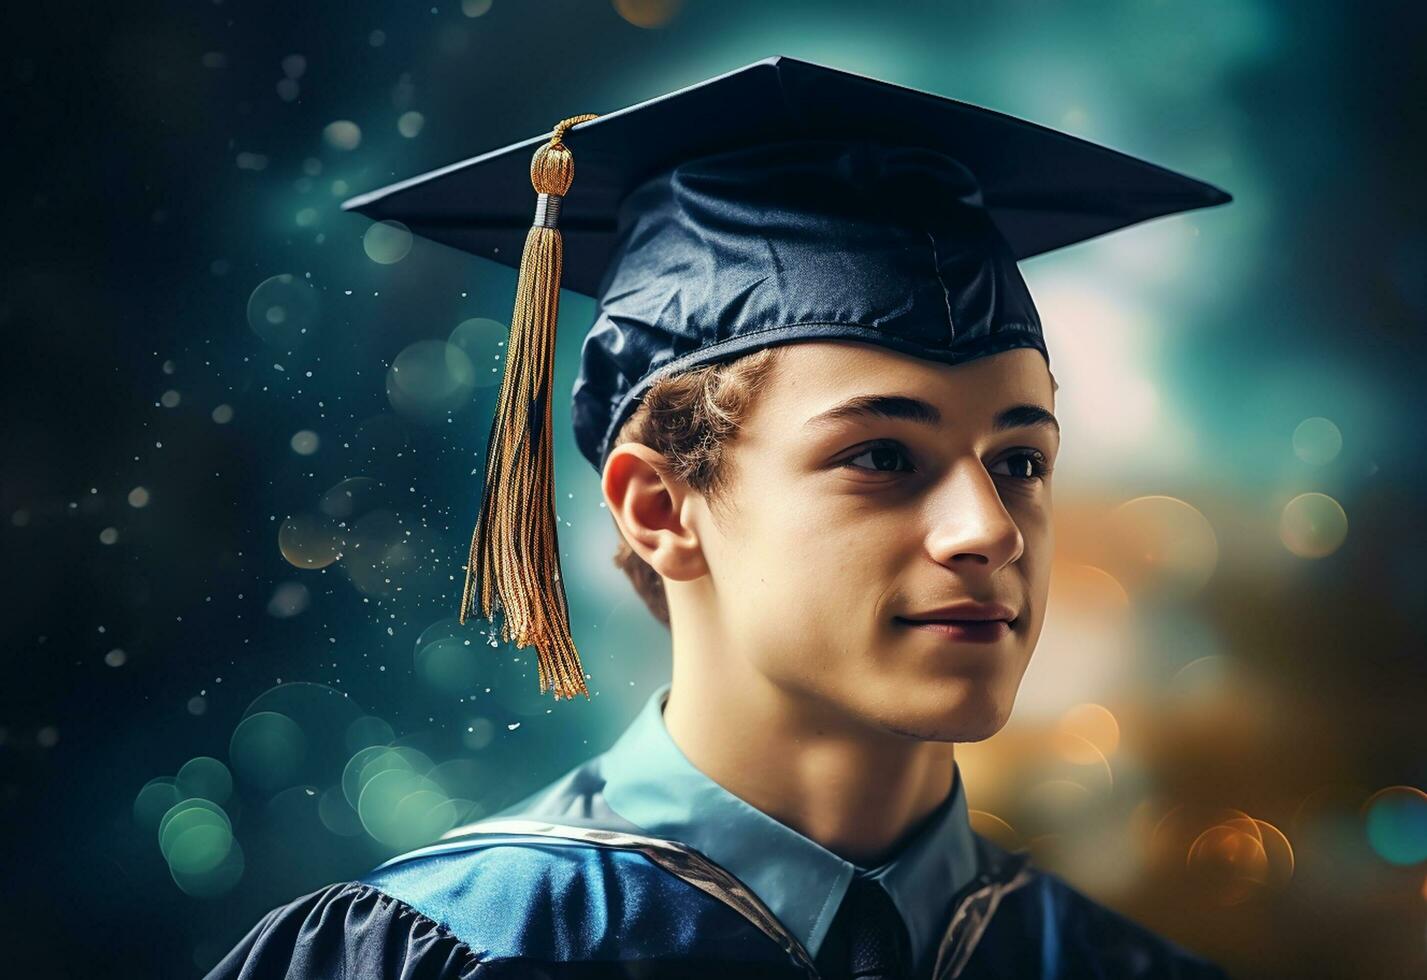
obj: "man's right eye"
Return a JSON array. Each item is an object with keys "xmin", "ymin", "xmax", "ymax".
[{"xmin": 840, "ymin": 442, "xmax": 915, "ymax": 473}]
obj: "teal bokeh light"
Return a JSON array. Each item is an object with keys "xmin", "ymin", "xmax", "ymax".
[
  {"xmin": 1364, "ymin": 788, "xmax": 1427, "ymax": 866},
  {"xmin": 230, "ymin": 711, "xmax": 308, "ymax": 795},
  {"xmin": 177, "ymin": 757, "xmax": 233, "ymax": 806}
]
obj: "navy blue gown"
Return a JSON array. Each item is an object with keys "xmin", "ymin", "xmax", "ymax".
[
  {"xmin": 209, "ymin": 687, "xmax": 1229, "ymax": 979},
  {"xmin": 208, "ymin": 797, "xmax": 1228, "ymax": 978}
]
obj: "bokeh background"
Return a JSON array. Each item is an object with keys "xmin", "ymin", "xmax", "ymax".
[{"xmin": 3, "ymin": 1, "xmax": 1424, "ymax": 977}]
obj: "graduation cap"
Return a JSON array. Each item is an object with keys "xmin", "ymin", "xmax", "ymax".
[{"xmin": 341, "ymin": 55, "xmax": 1231, "ymax": 702}]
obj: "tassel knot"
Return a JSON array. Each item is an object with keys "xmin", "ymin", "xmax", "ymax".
[{"xmin": 531, "ymin": 114, "xmax": 597, "ymax": 196}]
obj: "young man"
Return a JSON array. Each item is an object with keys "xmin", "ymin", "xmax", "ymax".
[{"xmin": 208, "ymin": 58, "xmax": 1232, "ymax": 979}]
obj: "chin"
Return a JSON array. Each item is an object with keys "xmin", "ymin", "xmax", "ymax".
[{"xmin": 867, "ymin": 678, "xmax": 1017, "ymax": 743}]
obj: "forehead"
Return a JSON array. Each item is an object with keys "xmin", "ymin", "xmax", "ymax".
[{"xmin": 760, "ymin": 341, "xmax": 1054, "ymax": 421}]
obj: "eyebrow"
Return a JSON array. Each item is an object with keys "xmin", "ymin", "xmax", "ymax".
[{"xmin": 801, "ymin": 394, "xmax": 1060, "ymax": 438}]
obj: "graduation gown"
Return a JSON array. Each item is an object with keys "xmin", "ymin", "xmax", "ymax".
[{"xmin": 207, "ymin": 686, "xmax": 1229, "ymax": 980}]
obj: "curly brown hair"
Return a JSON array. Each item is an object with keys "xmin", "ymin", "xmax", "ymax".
[
  {"xmin": 606, "ymin": 345, "xmax": 1056, "ymax": 627},
  {"xmin": 607, "ymin": 345, "xmax": 787, "ymax": 627}
]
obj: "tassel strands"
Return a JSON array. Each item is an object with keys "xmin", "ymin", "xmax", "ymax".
[{"xmin": 460, "ymin": 114, "xmax": 599, "ymax": 701}]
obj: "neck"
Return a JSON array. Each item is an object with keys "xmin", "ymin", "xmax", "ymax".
[{"xmin": 661, "ymin": 648, "xmax": 956, "ymax": 866}]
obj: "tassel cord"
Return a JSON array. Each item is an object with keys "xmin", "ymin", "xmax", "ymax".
[{"xmin": 459, "ymin": 114, "xmax": 598, "ymax": 701}]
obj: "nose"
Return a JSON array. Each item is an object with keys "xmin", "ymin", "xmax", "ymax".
[{"xmin": 922, "ymin": 461, "xmax": 1025, "ymax": 573}]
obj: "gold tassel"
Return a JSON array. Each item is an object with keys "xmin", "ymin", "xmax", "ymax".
[{"xmin": 460, "ymin": 114, "xmax": 599, "ymax": 701}]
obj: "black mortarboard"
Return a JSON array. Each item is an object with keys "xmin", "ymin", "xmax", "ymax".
[{"xmin": 342, "ymin": 55, "xmax": 1231, "ymax": 701}]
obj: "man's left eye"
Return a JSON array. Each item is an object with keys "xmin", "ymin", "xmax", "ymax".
[{"xmin": 990, "ymin": 450, "xmax": 1051, "ymax": 481}]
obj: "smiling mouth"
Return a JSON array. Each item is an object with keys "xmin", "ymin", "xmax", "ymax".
[{"xmin": 894, "ymin": 617, "xmax": 1014, "ymax": 642}]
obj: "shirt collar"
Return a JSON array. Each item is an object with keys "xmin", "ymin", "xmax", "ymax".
[{"xmin": 598, "ymin": 683, "xmax": 980, "ymax": 974}]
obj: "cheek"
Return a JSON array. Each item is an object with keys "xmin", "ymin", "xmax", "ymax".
[
  {"xmin": 718, "ymin": 484, "xmax": 895, "ymax": 650},
  {"xmin": 759, "ymin": 494, "xmax": 894, "ymax": 596},
  {"xmin": 734, "ymin": 508, "xmax": 841, "ymax": 614}
]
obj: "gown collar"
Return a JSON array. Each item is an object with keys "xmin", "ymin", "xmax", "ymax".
[{"xmin": 597, "ymin": 683, "xmax": 980, "ymax": 975}]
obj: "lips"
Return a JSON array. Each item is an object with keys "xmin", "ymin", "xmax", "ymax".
[
  {"xmin": 902, "ymin": 616, "xmax": 1014, "ymax": 625},
  {"xmin": 895, "ymin": 617, "xmax": 1013, "ymax": 642},
  {"xmin": 897, "ymin": 602, "xmax": 1018, "ymax": 624}
]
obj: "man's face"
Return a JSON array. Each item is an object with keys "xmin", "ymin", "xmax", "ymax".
[{"xmin": 696, "ymin": 341, "xmax": 1057, "ymax": 742}]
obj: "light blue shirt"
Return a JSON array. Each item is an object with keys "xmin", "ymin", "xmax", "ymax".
[{"xmin": 596, "ymin": 683, "xmax": 981, "ymax": 976}]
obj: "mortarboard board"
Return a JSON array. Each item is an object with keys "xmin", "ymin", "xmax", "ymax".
[{"xmin": 341, "ymin": 55, "xmax": 1232, "ymax": 702}]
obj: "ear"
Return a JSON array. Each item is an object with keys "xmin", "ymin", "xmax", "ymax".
[{"xmin": 602, "ymin": 443, "xmax": 710, "ymax": 582}]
